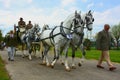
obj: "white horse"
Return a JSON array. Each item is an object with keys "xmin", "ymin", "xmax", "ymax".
[
  {"xmin": 40, "ymin": 11, "xmax": 82, "ymax": 71},
  {"xmin": 42, "ymin": 24, "xmax": 50, "ymax": 32},
  {"xmin": 32, "ymin": 24, "xmax": 50, "ymax": 59}
]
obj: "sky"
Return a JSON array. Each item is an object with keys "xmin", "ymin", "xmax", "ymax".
[{"xmin": 0, "ymin": 0, "xmax": 120, "ymax": 37}]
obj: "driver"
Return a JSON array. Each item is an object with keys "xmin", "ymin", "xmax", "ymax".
[
  {"xmin": 26, "ymin": 21, "xmax": 33, "ymax": 30},
  {"xmin": 18, "ymin": 17, "xmax": 26, "ymax": 33}
]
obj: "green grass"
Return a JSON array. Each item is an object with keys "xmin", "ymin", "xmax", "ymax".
[
  {"xmin": 0, "ymin": 56, "xmax": 11, "ymax": 80},
  {"xmin": 68, "ymin": 48, "xmax": 120, "ymax": 63}
]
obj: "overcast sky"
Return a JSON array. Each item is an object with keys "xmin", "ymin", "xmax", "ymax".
[{"xmin": 0, "ymin": 0, "xmax": 120, "ymax": 37}]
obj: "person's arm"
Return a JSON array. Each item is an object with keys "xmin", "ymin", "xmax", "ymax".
[
  {"xmin": 24, "ymin": 22, "xmax": 26, "ymax": 27},
  {"xmin": 18, "ymin": 21, "xmax": 20, "ymax": 26},
  {"xmin": 5, "ymin": 36, "xmax": 10, "ymax": 48},
  {"xmin": 96, "ymin": 32, "xmax": 102, "ymax": 50}
]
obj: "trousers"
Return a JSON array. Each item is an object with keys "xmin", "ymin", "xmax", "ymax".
[{"xmin": 7, "ymin": 46, "xmax": 15, "ymax": 60}]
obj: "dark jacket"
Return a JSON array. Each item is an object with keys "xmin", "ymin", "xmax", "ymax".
[
  {"xmin": 5, "ymin": 34, "xmax": 18, "ymax": 47},
  {"xmin": 96, "ymin": 30, "xmax": 116, "ymax": 51}
]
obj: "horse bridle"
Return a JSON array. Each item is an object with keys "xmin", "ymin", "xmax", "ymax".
[
  {"xmin": 85, "ymin": 14, "xmax": 94, "ymax": 27},
  {"xmin": 72, "ymin": 14, "xmax": 84, "ymax": 35}
]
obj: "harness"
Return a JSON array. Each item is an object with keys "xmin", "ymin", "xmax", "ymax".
[
  {"xmin": 40, "ymin": 14, "xmax": 84, "ymax": 46},
  {"xmin": 40, "ymin": 25, "xmax": 73, "ymax": 46}
]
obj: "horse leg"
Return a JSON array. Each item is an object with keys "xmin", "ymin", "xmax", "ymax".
[
  {"xmin": 53, "ymin": 47, "xmax": 56, "ymax": 61},
  {"xmin": 71, "ymin": 46, "xmax": 76, "ymax": 69},
  {"xmin": 78, "ymin": 44, "xmax": 86, "ymax": 66},
  {"xmin": 28, "ymin": 48, "xmax": 32, "ymax": 60},
  {"xmin": 33, "ymin": 44, "xmax": 38, "ymax": 58},
  {"xmin": 42, "ymin": 45, "xmax": 50, "ymax": 67},
  {"xmin": 64, "ymin": 44, "xmax": 71, "ymax": 71},
  {"xmin": 51, "ymin": 44, "xmax": 60, "ymax": 68},
  {"xmin": 60, "ymin": 48, "xmax": 64, "ymax": 65},
  {"xmin": 40, "ymin": 42, "xmax": 44, "ymax": 59},
  {"xmin": 27, "ymin": 43, "xmax": 32, "ymax": 60},
  {"xmin": 41, "ymin": 49, "xmax": 46, "ymax": 65},
  {"xmin": 81, "ymin": 44, "xmax": 86, "ymax": 59},
  {"xmin": 35, "ymin": 45, "xmax": 40, "ymax": 58},
  {"xmin": 33, "ymin": 45, "xmax": 36, "ymax": 57},
  {"xmin": 22, "ymin": 44, "xmax": 26, "ymax": 58}
]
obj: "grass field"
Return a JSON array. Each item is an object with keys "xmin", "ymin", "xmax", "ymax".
[
  {"xmin": 0, "ymin": 56, "xmax": 11, "ymax": 80},
  {"xmin": 68, "ymin": 48, "xmax": 120, "ymax": 63}
]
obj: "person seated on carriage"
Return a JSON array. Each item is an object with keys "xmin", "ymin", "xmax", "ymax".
[
  {"xmin": 22, "ymin": 20, "xmax": 33, "ymax": 40},
  {"xmin": 18, "ymin": 17, "xmax": 26, "ymax": 33},
  {"xmin": 26, "ymin": 21, "xmax": 33, "ymax": 31}
]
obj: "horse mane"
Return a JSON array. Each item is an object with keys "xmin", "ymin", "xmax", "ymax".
[
  {"xmin": 62, "ymin": 13, "xmax": 75, "ymax": 28},
  {"xmin": 63, "ymin": 11, "xmax": 81, "ymax": 27}
]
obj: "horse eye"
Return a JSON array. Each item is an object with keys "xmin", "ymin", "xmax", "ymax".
[
  {"xmin": 85, "ymin": 16, "xmax": 87, "ymax": 20},
  {"xmin": 81, "ymin": 20, "xmax": 83, "ymax": 24},
  {"xmin": 92, "ymin": 18, "xmax": 94, "ymax": 22}
]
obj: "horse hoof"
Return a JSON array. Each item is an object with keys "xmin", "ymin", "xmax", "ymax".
[
  {"xmin": 46, "ymin": 64, "xmax": 50, "ymax": 67},
  {"xmin": 78, "ymin": 63, "xmax": 82, "ymax": 67},
  {"xmin": 61, "ymin": 62, "xmax": 64, "ymax": 65},
  {"xmin": 40, "ymin": 62, "xmax": 46, "ymax": 66},
  {"xmin": 29, "ymin": 56, "xmax": 32, "ymax": 60},
  {"xmin": 29, "ymin": 58, "xmax": 32, "ymax": 61},
  {"xmin": 65, "ymin": 68, "xmax": 71, "ymax": 72},
  {"xmin": 50, "ymin": 65, "xmax": 54, "ymax": 68},
  {"xmin": 71, "ymin": 66, "xmax": 76, "ymax": 69}
]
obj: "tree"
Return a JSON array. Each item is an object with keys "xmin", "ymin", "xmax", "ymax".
[
  {"xmin": 83, "ymin": 38, "xmax": 91, "ymax": 50},
  {"xmin": 111, "ymin": 23, "xmax": 120, "ymax": 49},
  {"xmin": 0, "ymin": 30, "xmax": 3, "ymax": 41}
]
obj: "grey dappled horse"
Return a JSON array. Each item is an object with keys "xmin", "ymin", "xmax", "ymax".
[
  {"xmin": 69, "ymin": 10, "xmax": 94, "ymax": 68},
  {"xmin": 58, "ymin": 10, "xmax": 94, "ymax": 69},
  {"xmin": 15, "ymin": 24, "xmax": 40, "ymax": 60}
]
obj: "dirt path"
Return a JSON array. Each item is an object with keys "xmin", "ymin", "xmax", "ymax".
[{"xmin": 0, "ymin": 50, "xmax": 120, "ymax": 80}]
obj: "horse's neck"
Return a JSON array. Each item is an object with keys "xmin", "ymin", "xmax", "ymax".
[{"xmin": 62, "ymin": 14, "xmax": 74, "ymax": 34}]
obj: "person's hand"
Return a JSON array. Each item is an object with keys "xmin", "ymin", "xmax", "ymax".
[{"xmin": 97, "ymin": 48, "xmax": 101, "ymax": 50}]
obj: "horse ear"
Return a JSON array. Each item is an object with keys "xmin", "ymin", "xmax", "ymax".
[
  {"xmin": 75, "ymin": 10, "xmax": 78, "ymax": 18},
  {"xmin": 88, "ymin": 10, "xmax": 91, "ymax": 13}
]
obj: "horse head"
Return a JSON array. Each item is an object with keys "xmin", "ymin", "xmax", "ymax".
[
  {"xmin": 27, "ymin": 24, "xmax": 40, "ymax": 41},
  {"xmin": 33, "ymin": 24, "xmax": 41, "ymax": 33},
  {"xmin": 72, "ymin": 10, "xmax": 84, "ymax": 34},
  {"xmin": 84, "ymin": 10, "xmax": 94, "ymax": 31},
  {"xmin": 42, "ymin": 24, "xmax": 50, "ymax": 32}
]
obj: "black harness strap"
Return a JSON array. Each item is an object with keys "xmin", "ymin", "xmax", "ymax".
[
  {"xmin": 40, "ymin": 25, "xmax": 73, "ymax": 46},
  {"xmin": 49, "ymin": 26, "xmax": 58, "ymax": 45}
]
